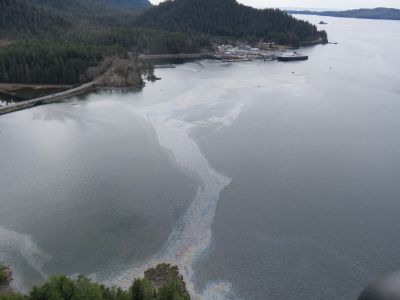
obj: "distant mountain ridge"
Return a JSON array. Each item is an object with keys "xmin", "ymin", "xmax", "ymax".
[
  {"xmin": 25, "ymin": 0, "xmax": 152, "ymax": 13},
  {"xmin": 134, "ymin": 0, "xmax": 327, "ymax": 45},
  {"xmin": 99, "ymin": 0, "xmax": 151, "ymax": 9},
  {"xmin": 289, "ymin": 7, "xmax": 400, "ymax": 20},
  {"xmin": 30, "ymin": 0, "xmax": 151, "ymax": 11}
]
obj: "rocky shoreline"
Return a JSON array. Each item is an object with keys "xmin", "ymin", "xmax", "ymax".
[
  {"xmin": 0, "ymin": 57, "xmax": 146, "ymax": 116},
  {"xmin": 145, "ymin": 264, "xmax": 190, "ymax": 299},
  {"xmin": 0, "ymin": 263, "xmax": 12, "ymax": 293}
]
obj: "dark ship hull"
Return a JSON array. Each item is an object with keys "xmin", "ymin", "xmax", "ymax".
[{"xmin": 278, "ymin": 54, "xmax": 309, "ymax": 61}]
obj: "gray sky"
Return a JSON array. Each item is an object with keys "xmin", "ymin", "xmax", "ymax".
[{"xmin": 149, "ymin": 0, "xmax": 400, "ymax": 10}]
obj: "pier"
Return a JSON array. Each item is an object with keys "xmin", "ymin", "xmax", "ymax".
[
  {"xmin": 0, "ymin": 81, "xmax": 98, "ymax": 116},
  {"xmin": 138, "ymin": 53, "xmax": 215, "ymax": 60}
]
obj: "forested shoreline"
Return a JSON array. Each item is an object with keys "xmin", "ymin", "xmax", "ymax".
[
  {"xmin": 0, "ymin": 263, "xmax": 190, "ymax": 300},
  {"xmin": 0, "ymin": 0, "xmax": 211, "ymax": 85},
  {"xmin": 0, "ymin": 0, "xmax": 327, "ymax": 85},
  {"xmin": 135, "ymin": 0, "xmax": 327, "ymax": 45}
]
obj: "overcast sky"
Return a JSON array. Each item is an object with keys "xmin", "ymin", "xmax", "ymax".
[{"xmin": 149, "ymin": 0, "xmax": 400, "ymax": 10}]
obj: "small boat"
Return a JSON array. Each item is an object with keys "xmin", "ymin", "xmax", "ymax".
[
  {"xmin": 319, "ymin": 21, "xmax": 328, "ymax": 25},
  {"xmin": 277, "ymin": 52, "xmax": 308, "ymax": 62}
]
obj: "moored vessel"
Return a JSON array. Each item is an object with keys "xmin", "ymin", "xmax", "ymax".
[{"xmin": 277, "ymin": 52, "xmax": 308, "ymax": 61}]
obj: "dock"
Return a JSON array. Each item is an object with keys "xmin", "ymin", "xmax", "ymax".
[{"xmin": 138, "ymin": 53, "xmax": 215, "ymax": 60}]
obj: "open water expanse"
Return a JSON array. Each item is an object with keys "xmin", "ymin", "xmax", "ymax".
[{"xmin": 1, "ymin": 15, "xmax": 400, "ymax": 299}]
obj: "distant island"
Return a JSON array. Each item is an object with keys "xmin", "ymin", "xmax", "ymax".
[{"xmin": 288, "ymin": 7, "xmax": 400, "ymax": 21}]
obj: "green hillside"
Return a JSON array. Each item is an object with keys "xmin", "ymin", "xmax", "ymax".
[
  {"xmin": 0, "ymin": 0, "xmax": 69, "ymax": 37},
  {"xmin": 134, "ymin": 0, "xmax": 327, "ymax": 45},
  {"xmin": 0, "ymin": 0, "xmax": 209, "ymax": 84}
]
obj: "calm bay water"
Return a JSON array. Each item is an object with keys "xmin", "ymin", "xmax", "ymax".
[{"xmin": 1, "ymin": 16, "xmax": 400, "ymax": 299}]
